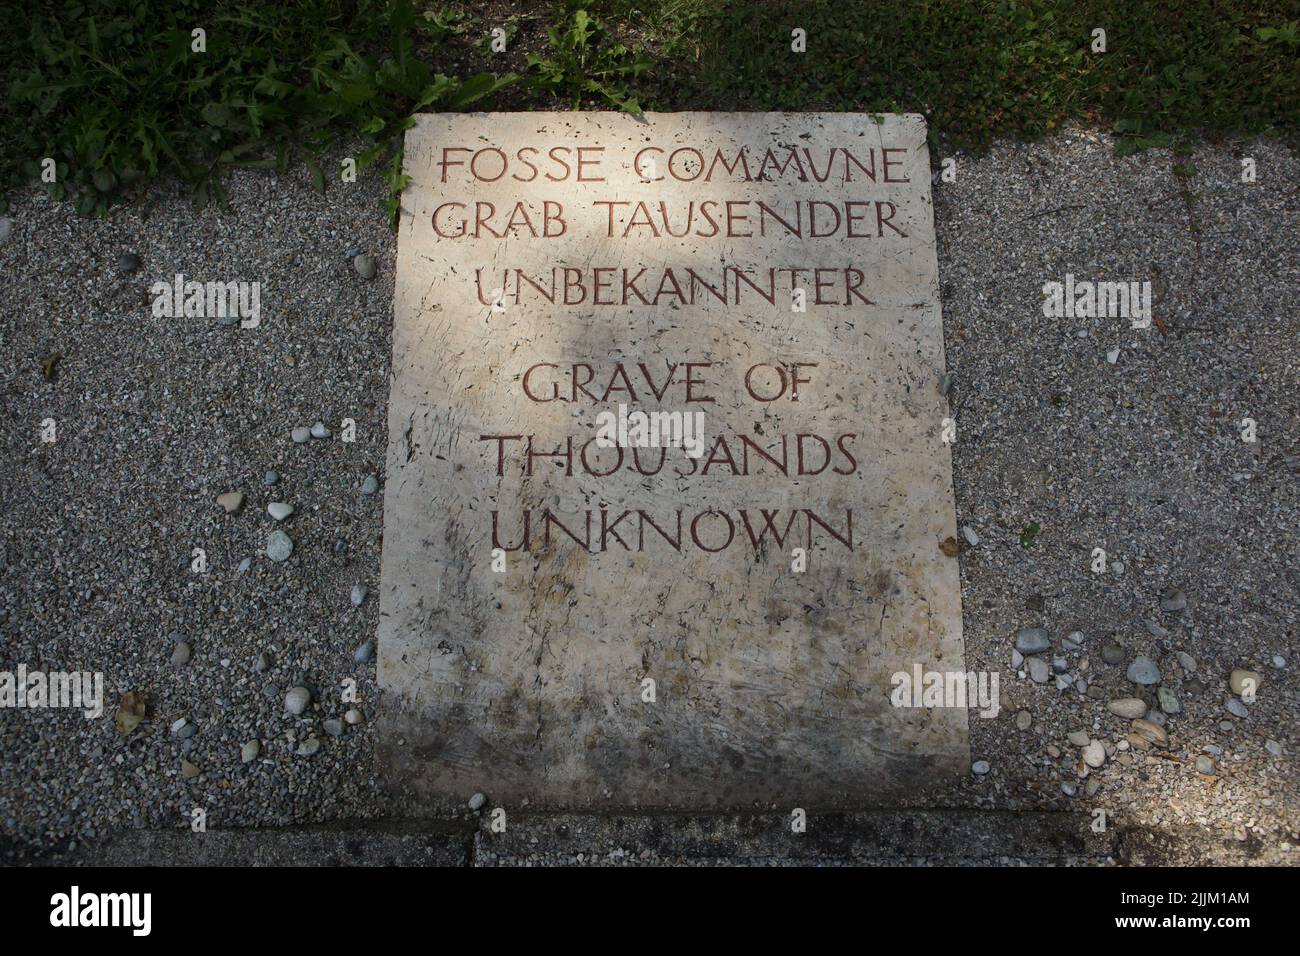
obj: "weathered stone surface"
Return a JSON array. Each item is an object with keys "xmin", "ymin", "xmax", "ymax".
[{"xmin": 378, "ymin": 112, "xmax": 965, "ymax": 807}]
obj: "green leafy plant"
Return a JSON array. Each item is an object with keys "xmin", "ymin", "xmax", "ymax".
[
  {"xmin": 307, "ymin": 0, "xmax": 516, "ymax": 220},
  {"xmin": 1257, "ymin": 21, "xmax": 1299, "ymax": 46},
  {"xmin": 476, "ymin": 16, "xmax": 521, "ymax": 56},
  {"xmin": 0, "ymin": 0, "xmax": 516, "ymax": 216},
  {"xmin": 527, "ymin": 3, "xmax": 652, "ymax": 113}
]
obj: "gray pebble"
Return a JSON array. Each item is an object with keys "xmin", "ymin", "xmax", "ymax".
[
  {"xmin": 345, "ymin": 708, "xmax": 363, "ymax": 725},
  {"xmin": 1027, "ymin": 657, "xmax": 1050, "ymax": 683},
  {"xmin": 1131, "ymin": 718, "xmax": 1168, "ymax": 747},
  {"xmin": 1229, "ymin": 669, "xmax": 1261, "ymax": 695},
  {"xmin": 1107, "ymin": 698, "xmax": 1147, "ymax": 719},
  {"xmin": 254, "ymin": 651, "xmax": 272, "ymax": 673},
  {"xmin": 1127, "ymin": 655, "xmax": 1161, "ymax": 685},
  {"xmin": 1196, "ymin": 755, "xmax": 1215, "ymax": 774},
  {"xmin": 1015, "ymin": 710, "xmax": 1032, "ymax": 730},
  {"xmin": 1061, "ymin": 782, "xmax": 1077, "ymax": 797},
  {"xmin": 1145, "ymin": 620, "xmax": 1170, "ymax": 639},
  {"xmin": 1272, "ymin": 655, "xmax": 1286, "ymax": 669},
  {"xmin": 285, "ymin": 685, "xmax": 312, "ymax": 716},
  {"xmin": 116, "ymin": 252, "xmax": 140, "ymax": 274},
  {"xmin": 237, "ymin": 557, "xmax": 252, "ymax": 573},
  {"xmin": 1145, "ymin": 709, "xmax": 1167, "ymax": 728},
  {"xmin": 267, "ymin": 502, "xmax": 294, "ymax": 521},
  {"xmin": 971, "ymin": 760, "xmax": 990, "ymax": 775},
  {"xmin": 1176, "ymin": 651, "xmax": 1197, "ymax": 673},
  {"xmin": 177, "ymin": 722, "xmax": 197, "ymax": 740},
  {"xmin": 0, "ymin": 217, "xmax": 11, "ymax": 243},
  {"xmin": 468, "ymin": 791, "xmax": 488, "ymax": 810},
  {"xmin": 1082, "ymin": 740, "xmax": 1106, "ymax": 768},
  {"xmin": 170, "ymin": 717, "xmax": 189, "ymax": 735},
  {"xmin": 241, "ymin": 740, "xmax": 260, "ymax": 763},
  {"xmin": 266, "ymin": 530, "xmax": 294, "ymax": 562},
  {"xmin": 1111, "ymin": 560, "xmax": 1125, "ymax": 574},
  {"xmin": 361, "ymin": 475, "xmax": 380, "ymax": 496},
  {"xmin": 353, "ymin": 253, "xmax": 377, "ymax": 280},
  {"xmin": 291, "ymin": 426, "xmax": 312, "ymax": 444},
  {"xmin": 310, "ymin": 421, "xmax": 331, "ymax": 439},
  {"xmin": 351, "ymin": 583, "xmax": 368, "ymax": 607},
  {"xmin": 297, "ymin": 738, "xmax": 321, "ymax": 757},
  {"xmin": 1160, "ymin": 589, "xmax": 1187, "ymax": 612},
  {"xmin": 1061, "ymin": 631, "xmax": 1083, "ymax": 651},
  {"xmin": 1157, "ymin": 687, "xmax": 1182, "ymax": 714},
  {"xmin": 1015, "ymin": 628, "xmax": 1051, "ymax": 655},
  {"xmin": 170, "ymin": 641, "xmax": 191, "ymax": 665},
  {"xmin": 354, "ymin": 640, "xmax": 374, "ymax": 664},
  {"xmin": 1225, "ymin": 697, "xmax": 1249, "ymax": 719},
  {"xmin": 1067, "ymin": 730, "xmax": 1090, "ymax": 747},
  {"xmin": 1265, "ymin": 740, "xmax": 1283, "ymax": 756},
  {"xmin": 1102, "ymin": 644, "xmax": 1125, "ymax": 665},
  {"xmin": 324, "ymin": 718, "xmax": 344, "ymax": 737},
  {"xmin": 960, "ymin": 525, "xmax": 979, "ymax": 546},
  {"xmin": 264, "ymin": 470, "xmax": 279, "ymax": 486},
  {"xmin": 1051, "ymin": 656, "xmax": 1068, "ymax": 673}
]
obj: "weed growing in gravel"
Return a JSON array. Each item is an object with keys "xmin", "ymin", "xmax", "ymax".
[{"xmin": 527, "ymin": 2, "xmax": 653, "ymax": 113}]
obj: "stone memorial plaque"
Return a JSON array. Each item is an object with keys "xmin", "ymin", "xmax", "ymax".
[{"xmin": 378, "ymin": 112, "xmax": 967, "ymax": 808}]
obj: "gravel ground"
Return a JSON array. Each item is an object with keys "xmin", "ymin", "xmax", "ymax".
[
  {"xmin": 1, "ymin": 127, "xmax": 1296, "ymax": 864},
  {"xmin": 940, "ymin": 130, "xmax": 1298, "ymax": 859},
  {"xmin": 1, "ymin": 159, "xmax": 398, "ymax": 859}
]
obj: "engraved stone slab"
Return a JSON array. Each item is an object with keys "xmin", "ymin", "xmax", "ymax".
[{"xmin": 378, "ymin": 112, "xmax": 967, "ymax": 808}]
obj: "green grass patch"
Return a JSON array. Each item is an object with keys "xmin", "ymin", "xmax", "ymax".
[
  {"xmin": 0, "ymin": 0, "xmax": 518, "ymax": 216},
  {"xmin": 616, "ymin": 0, "xmax": 1300, "ymax": 152},
  {"xmin": 2, "ymin": 0, "xmax": 1297, "ymax": 216}
]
